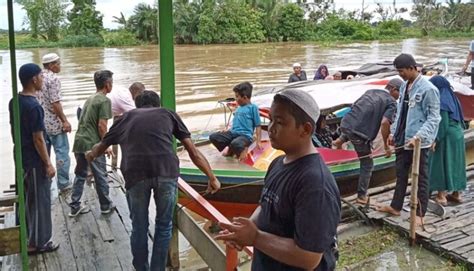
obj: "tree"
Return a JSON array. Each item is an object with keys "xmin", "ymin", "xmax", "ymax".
[
  {"xmin": 277, "ymin": 4, "xmax": 306, "ymax": 41},
  {"xmin": 174, "ymin": 0, "xmax": 202, "ymax": 43},
  {"xmin": 112, "ymin": 12, "xmax": 128, "ymax": 29},
  {"xmin": 411, "ymin": 0, "xmax": 442, "ymax": 35},
  {"xmin": 128, "ymin": 3, "xmax": 159, "ymax": 43},
  {"xmin": 68, "ymin": 0, "xmax": 103, "ymax": 36},
  {"xmin": 15, "ymin": 0, "xmax": 68, "ymax": 41}
]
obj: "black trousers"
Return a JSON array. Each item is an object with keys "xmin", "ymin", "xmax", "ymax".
[
  {"xmin": 209, "ymin": 131, "xmax": 251, "ymax": 156},
  {"xmin": 471, "ymin": 67, "xmax": 474, "ymax": 90},
  {"xmin": 390, "ymin": 148, "xmax": 430, "ymax": 216}
]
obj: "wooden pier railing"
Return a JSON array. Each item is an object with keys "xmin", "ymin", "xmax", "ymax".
[{"xmin": 177, "ymin": 178, "xmax": 253, "ymax": 270}]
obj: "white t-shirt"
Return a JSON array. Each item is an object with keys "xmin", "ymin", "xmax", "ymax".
[{"xmin": 108, "ymin": 88, "xmax": 135, "ymax": 117}]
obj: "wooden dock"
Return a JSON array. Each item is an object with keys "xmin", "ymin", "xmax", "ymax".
[
  {"xmin": 1, "ymin": 177, "xmax": 139, "ymax": 271},
  {"xmin": 365, "ymin": 168, "xmax": 474, "ymax": 269}
]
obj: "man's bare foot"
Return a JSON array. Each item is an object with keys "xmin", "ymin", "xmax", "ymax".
[
  {"xmin": 435, "ymin": 191, "xmax": 447, "ymax": 206},
  {"xmin": 238, "ymin": 147, "xmax": 249, "ymax": 161},
  {"xmin": 222, "ymin": 147, "xmax": 233, "ymax": 157},
  {"xmin": 356, "ymin": 196, "xmax": 369, "ymax": 205},
  {"xmin": 415, "ymin": 216, "xmax": 424, "ymax": 227},
  {"xmin": 376, "ymin": 205, "xmax": 401, "ymax": 216}
]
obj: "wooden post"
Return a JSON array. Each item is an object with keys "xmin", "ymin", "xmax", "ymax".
[
  {"xmin": 409, "ymin": 138, "xmax": 421, "ymax": 246},
  {"xmin": 225, "ymin": 245, "xmax": 238, "ymax": 271}
]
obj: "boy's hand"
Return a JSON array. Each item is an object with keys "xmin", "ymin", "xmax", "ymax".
[
  {"xmin": 215, "ymin": 217, "xmax": 259, "ymax": 247},
  {"xmin": 387, "ymin": 134, "xmax": 395, "ymax": 146},
  {"xmin": 256, "ymin": 141, "xmax": 263, "ymax": 150}
]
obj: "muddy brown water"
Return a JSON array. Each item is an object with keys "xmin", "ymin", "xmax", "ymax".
[
  {"xmin": 1, "ymin": 39, "xmax": 472, "ymax": 194},
  {"xmin": 0, "ymin": 38, "xmax": 472, "ymax": 269}
]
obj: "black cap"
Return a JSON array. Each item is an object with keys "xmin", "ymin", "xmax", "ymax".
[{"xmin": 393, "ymin": 53, "xmax": 418, "ymax": 69}]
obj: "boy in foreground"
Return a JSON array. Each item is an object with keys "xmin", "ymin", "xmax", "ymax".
[
  {"xmin": 209, "ymin": 82, "xmax": 262, "ymax": 160},
  {"xmin": 216, "ymin": 89, "xmax": 341, "ymax": 270}
]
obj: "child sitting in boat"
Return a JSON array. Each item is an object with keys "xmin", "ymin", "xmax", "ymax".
[
  {"xmin": 312, "ymin": 114, "xmax": 339, "ymax": 148},
  {"xmin": 209, "ymin": 82, "xmax": 262, "ymax": 160}
]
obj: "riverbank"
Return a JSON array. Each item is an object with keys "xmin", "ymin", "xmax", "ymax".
[{"xmin": 0, "ymin": 28, "xmax": 473, "ymax": 49}]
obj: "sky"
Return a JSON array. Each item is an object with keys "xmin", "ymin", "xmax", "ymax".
[{"xmin": 0, "ymin": 0, "xmax": 466, "ymax": 31}]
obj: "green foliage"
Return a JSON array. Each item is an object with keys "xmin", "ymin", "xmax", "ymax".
[
  {"xmin": 15, "ymin": 0, "xmax": 68, "ymax": 41},
  {"xmin": 103, "ymin": 30, "xmax": 140, "ymax": 47},
  {"xmin": 68, "ymin": 0, "xmax": 103, "ymax": 36},
  {"xmin": 277, "ymin": 4, "xmax": 306, "ymax": 41},
  {"xmin": 128, "ymin": 3, "xmax": 158, "ymax": 43},
  {"xmin": 174, "ymin": 0, "xmax": 202, "ymax": 44},
  {"xmin": 375, "ymin": 20, "xmax": 403, "ymax": 38},
  {"xmin": 59, "ymin": 34, "xmax": 104, "ymax": 47},
  {"xmin": 197, "ymin": 1, "xmax": 266, "ymax": 44},
  {"xmin": 312, "ymin": 15, "xmax": 373, "ymax": 41}
]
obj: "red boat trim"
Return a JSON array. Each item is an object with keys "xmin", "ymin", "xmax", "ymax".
[{"xmin": 178, "ymin": 178, "xmax": 254, "ymax": 256}]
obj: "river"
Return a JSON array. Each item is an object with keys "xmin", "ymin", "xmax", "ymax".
[{"xmin": 0, "ymin": 38, "xmax": 471, "ymax": 194}]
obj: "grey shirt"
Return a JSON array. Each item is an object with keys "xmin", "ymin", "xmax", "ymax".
[
  {"xmin": 340, "ymin": 89, "xmax": 397, "ymax": 141},
  {"xmin": 288, "ymin": 71, "xmax": 307, "ymax": 83}
]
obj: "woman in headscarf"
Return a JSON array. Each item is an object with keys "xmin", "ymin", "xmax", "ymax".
[
  {"xmin": 313, "ymin": 64, "xmax": 329, "ymax": 80},
  {"xmin": 429, "ymin": 75, "xmax": 466, "ymax": 205}
]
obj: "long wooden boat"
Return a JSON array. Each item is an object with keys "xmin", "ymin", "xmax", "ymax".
[{"xmin": 178, "ymin": 62, "xmax": 474, "ymax": 219}]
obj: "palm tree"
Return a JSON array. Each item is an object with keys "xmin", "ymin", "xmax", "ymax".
[
  {"xmin": 129, "ymin": 3, "xmax": 158, "ymax": 42},
  {"xmin": 173, "ymin": 0, "xmax": 202, "ymax": 43},
  {"xmin": 112, "ymin": 12, "xmax": 127, "ymax": 29}
]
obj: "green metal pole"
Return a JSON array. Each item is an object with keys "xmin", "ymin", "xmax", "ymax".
[
  {"xmin": 7, "ymin": 0, "xmax": 29, "ymax": 269},
  {"xmin": 158, "ymin": 1, "xmax": 180, "ymax": 268},
  {"xmin": 158, "ymin": 0, "xmax": 176, "ymax": 112}
]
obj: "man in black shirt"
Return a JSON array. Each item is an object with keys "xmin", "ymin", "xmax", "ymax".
[
  {"xmin": 332, "ymin": 78, "xmax": 402, "ymax": 204},
  {"xmin": 86, "ymin": 91, "xmax": 221, "ymax": 271},
  {"xmin": 216, "ymin": 89, "xmax": 341, "ymax": 270}
]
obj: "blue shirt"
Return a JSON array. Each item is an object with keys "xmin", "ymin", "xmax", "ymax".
[
  {"xmin": 231, "ymin": 103, "xmax": 261, "ymax": 140},
  {"xmin": 9, "ymin": 94, "xmax": 46, "ymax": 170}
]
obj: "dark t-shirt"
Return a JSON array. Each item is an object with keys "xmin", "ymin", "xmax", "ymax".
[
  {"xmin": 9, "ymin": 94, "xmax": 46, "ymax": 170},
  {"xmin": 394, "ymin": 88, "xmax": 410, "ymax": 147},
  {"xmin": 102, "ymin": 107, "xmax": 191, "ymax": 190},
  {"xmin": 288, "ymin": 71, "xmax": 308, "ymax": 83},
  {"xmin": 340, "ymin": 89, "xmax": 397, "ymax": 141},
  {"xmin": 253, "ymin": 154, "xmax": 341, "ymax": 271}
]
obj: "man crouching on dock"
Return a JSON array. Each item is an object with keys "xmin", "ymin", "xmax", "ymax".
[
  {"xmin": 216, "ymin": 89, "xmax": 341, "ymax": 270},
  {"xmin": 86, "ymin": 90, "xmax": 221, "ymax": 271}
]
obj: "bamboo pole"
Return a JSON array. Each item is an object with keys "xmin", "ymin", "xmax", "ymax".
[
  {"xmin": 409, "ymin": 138, "xmax": 421, "ymax": 246},
  {"xmin": 7, "ymin": 0, "xmax": 29, "ymax": 269}
]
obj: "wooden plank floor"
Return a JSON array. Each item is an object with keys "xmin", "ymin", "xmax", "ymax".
[
  {"xmin": 365, "ymin": 174, "xmax": 474, "ymax": 269},
  {"xmin": 1, "ymin": 177, "xmax": 139, "ymax": 271}
]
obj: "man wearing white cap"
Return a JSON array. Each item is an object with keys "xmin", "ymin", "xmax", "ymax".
[
  {"xmin": 37, "ymin": 53, "xmax": 72, "ymax": 193},
  {"xmin": 288, "ymin": 63, "xmax": 307, "ymax": 83}
]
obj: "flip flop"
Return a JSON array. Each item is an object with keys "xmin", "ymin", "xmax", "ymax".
[{"xmin": 446, "ymin": 194, "xmax": 463, "ymax": 204}]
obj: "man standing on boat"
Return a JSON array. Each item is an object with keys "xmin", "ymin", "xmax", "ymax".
[
  {"xmin": 377, "ymin": 54, "xmax": 441, "ymax": 226},
  {"xmin": 9, "ymin": 63, "xmax": 59, "ymax": 254},
  {"xmin": 461, "ymin": 40, "xmax": 474, "ymax": 89},
  {"xmin": 332, "ymin": 78, "xmax": 403, "ymax": 204},
  {"xmin": 216, "ymin": 89, "xmax": 341, "ymax": 270},
  {"xmin": 36, "ymin": 53, "xmax": 72, "ymax": 194},
  {"xmin": 69, "ymin": 70, "xmax": 115, "ymax": 217},
  {"xmin": 288, "ymin": 63, "xmax": 307, "ymax": 83},
  {"xmin": 86, "ymin": 90, "xmax": 221, "ymax": 271}
]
